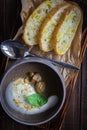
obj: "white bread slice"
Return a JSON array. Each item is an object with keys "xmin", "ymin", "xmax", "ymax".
[
  {"xmin": 22, "ymin": 0, "xmax": 64, "ymax": 46},
  {"xmin": 39, "ymin": 2, "xmax": 70, "ymax": 52},
  {"xmin": 53, "ymin": 5, "xmax": 82, "ymax": 55}
]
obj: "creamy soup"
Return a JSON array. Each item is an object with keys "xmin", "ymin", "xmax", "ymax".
[{"xmin": 5, "ymin": 77, "xmax": 58, "ymax": 114}]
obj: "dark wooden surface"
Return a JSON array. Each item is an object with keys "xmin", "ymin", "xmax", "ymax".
[{"xmin": 0, "ymin": 0, "xmax": 87, "ymax": 130}]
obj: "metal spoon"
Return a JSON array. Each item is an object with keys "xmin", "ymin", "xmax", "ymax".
[{"xmin": 0, "ymin": 40, "xmax": 79, "ymax": 70}]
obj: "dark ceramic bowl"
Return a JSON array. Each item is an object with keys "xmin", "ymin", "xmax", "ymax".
[{"xmin": 0, "ymin": 57, "xmax": 66, "ymax": 125}]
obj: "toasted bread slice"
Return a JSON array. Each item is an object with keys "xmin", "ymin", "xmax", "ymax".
[
  {"xmin": 53, "ymin": 5, "xmax": 82, "ymax": 55},
  {"xmin": 22, "ymin": 0, "xmax": 64, "ymax": 46},
  {"xmin": 39, "ymin": 2, "xmax": 70, "ymax": 52}
]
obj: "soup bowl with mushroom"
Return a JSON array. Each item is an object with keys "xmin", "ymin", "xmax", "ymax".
[{"xmin": 0, "ymin": 57, "xmax": 66, "ymax": 125}]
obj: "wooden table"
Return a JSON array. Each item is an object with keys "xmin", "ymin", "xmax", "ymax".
[{"xmin": 0, "ymin": 0, "xmax": 87, "ymax": 130}]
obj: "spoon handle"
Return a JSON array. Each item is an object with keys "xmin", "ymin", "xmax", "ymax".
[
  {"xmin": 26, "ymin": 52, "xmax": 80, "ymax": 70},
  {"xmin": 46, "ymin": 58, "xmax": 79, "ymax": 70}
]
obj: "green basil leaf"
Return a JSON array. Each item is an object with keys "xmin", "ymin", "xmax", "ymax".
[{"xmin": 24, "ymin": 93, "xmax": 48, "ymax": 107}]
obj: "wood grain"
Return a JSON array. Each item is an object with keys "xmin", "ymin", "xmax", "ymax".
[{"xmin": 81, "ymin": 49, "xmax": 87, "ymax": 130}]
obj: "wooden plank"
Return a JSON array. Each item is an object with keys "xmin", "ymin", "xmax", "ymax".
[
  {"xmin": 0, "ymin": 0, "xmax": 4, "ymax": 41},
  {"xmin": 13, "ymin": 122, "xmax": 42, "ymax": 130},
  {"xmin": 0, "ymin": 105, "xmax": 14, "ymax": 130},
  {"xmin": 3, "ymin": 0, "xmax": 21, "ymax": 39},
  {"xmin": 0, "ymin": 0, "xmax": 22, "ymax": 129},
  {"xmin": 81, "ymin": 49, "xmax": 87, "ymax": 130},
  {"xmin": 0, "ymin": 0, "xmax": 7, "ymax": 78},
  {"xmin": 61, "ymin": 72, "xmax": 82, "ymax": 130},
  {"xmin": 0, "ymin": 0, "xmax": 21, "ymax": 78}
]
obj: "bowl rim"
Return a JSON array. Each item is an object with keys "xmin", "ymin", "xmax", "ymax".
[{"xmin": 0, "ymin": 57, "xmax": 66, "ymax": 125}]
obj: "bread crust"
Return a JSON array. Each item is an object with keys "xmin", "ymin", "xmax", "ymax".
[
  {"xmin": 22, "ymin": 0, "xmax": 64, "ymax": 46},
  {"xmin": 39, "ymin": 1, "xmax": 70, "ymax": 52},
  {"xmin": 53, "ymin": 5, "xmax": 82, "ymax": 55}
]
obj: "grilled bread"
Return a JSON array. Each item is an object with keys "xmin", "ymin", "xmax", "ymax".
[
  {"xmin": 53, "ymin": 5, "xmax": 82, "ymax": 55},
  {"xmin": 39, "ymin": 2, "xmax": 70, "ymax": 52},
  {"xmin": 22, "ymin": 0, "xmax": 64, "ymax": 46}
]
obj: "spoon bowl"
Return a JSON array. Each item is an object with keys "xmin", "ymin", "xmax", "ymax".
[{"xmin": 0, "ymin": 40, "xmax": 28, "ymax": 59}]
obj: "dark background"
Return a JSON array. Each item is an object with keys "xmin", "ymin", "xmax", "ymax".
[{"xmin": 0, "ymin": 0, "xmax": 87, "ymax": 130}]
